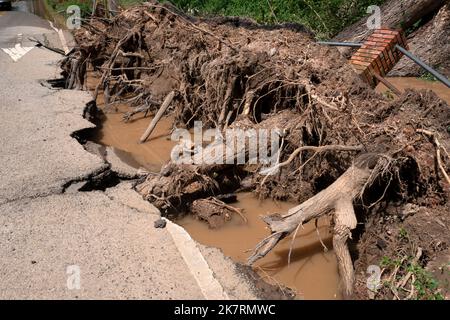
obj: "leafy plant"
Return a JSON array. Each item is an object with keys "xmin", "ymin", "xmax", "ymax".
[
  {"xmin": 47, "ymin": 0, "xmax": 93, "ymax": 17},
  {"xmin": 47, "ymin": 0, "xmax": 387, "ymax": 38},
  {"xmin": 420, "ymin": 72, "xmax": 438, "ymax": 82},
  {"xmin": 407, "ymin": 263, "xmax": 444, "ymax": 300},
  {"xmin": 398, "ymin": 227, "xmax": 408, "ymax": 239},
  {"xmin": 379, "ymin": 253, "xmax": 445, "ymax": 300}
]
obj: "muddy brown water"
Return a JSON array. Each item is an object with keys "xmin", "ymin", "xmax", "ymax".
[
  {"xmin": 94, "ymin": 102, "xmax": 341, "ymax": 299},
  {"xmin": 94, "ymin": 104, "xmax": 177, "ymax": 172},
  {"xmin": 179, "ymin": 194, "xmax": 341, "ymax": 299},
  {"xmin": 376, "ymin": 77, "xmax": 450, "ymax": 103},
  {"xmin": 93, "ymin": 76, "xmax": 448, "ymax": 300}
]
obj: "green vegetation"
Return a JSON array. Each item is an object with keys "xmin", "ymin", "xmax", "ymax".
[
  {"xmin": 381, "ymin": 255, "xmax": 444, "ymax": 300},
  {"xmin": 169, "ymin": 0, "xmax": 385, "ymax": 39},
  {"xmin": 45, "ymin": 0, "xmax": 142, "ymax": 18},
  {"xmin": 408, "ymin": 263, "xmax": 444, "ymax": 300},
  {"xmin": 398, "ymin": 227, "xmax": 408, "ymax": 240},
  {"xmin": 420, "ymin": 71, "xmax": 438, "ymax": 82},
  {"xmin": 378, "ymin": 228, "xmax": 445, "ymax": 300},
  {"xmin": 46, "ymin": 0, "xmax": 386, "ymax": 38},
  {"xmin": 47, "ymin": 0, "xmax": 93, "ymax": 16}
]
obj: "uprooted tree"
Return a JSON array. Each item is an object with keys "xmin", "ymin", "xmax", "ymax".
[{"xmin": 61, "ymin": 1, "xmax": 450, "ymax": 296}]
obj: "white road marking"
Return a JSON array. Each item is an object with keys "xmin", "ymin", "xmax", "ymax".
[{"xmin": 1, "ymin": 43, "xmax": 33, "ymax": 62}]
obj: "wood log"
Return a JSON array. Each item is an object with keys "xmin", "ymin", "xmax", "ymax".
[
  {"xmin": 139, "ymin": 91, "xmax": 175, "ymax": 143},
  {"xmin": 334, "ymin": 0, "xmax": 446, "ymax": 44},
  {"xmin": 390, "ymin": 3, "xmax": 450, "ymax": 77},
  {"xmin": 247, "ymin": 157, "xmax": 378, "ymax": 296}
]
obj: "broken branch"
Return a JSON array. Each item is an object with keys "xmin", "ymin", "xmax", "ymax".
[
  {"xmin": 249, "ymin": 158, "xmax": 376, "ymax": 296},
  {"xmin": 417, "ymin": 129, "xmax": 450, "ymax": 185},
  {"xmin": 139, "ymin": 91, "xmax": 175, "ymax": 143}
]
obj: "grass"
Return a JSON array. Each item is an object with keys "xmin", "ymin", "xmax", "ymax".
[
  {"xmin": 45, "ymin": 0, "xmax": 143, "ymax": 18},
  {"xmin": 47, "ymin": 0, "xmax": 92, "ymax": 16},
  {"xmin": 169, "ymin": 0, "xmax": 386, "ymax": 39},
  {"xmin": 46, "ymin": 0, "xmax": 386, "ymax": 39},
  {"xmin": 419, "ymin": 71, "xmax": 438, "ymax": 82}
]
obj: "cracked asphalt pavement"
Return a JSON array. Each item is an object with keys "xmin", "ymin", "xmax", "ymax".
[{"xmin": 0, "ymin": 2, "xmax": 258, "ymax": 300}]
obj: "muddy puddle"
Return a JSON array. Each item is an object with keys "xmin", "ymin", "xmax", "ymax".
[
  {"xmin": 93, "ymin": 104, "xmax": 176, "ymax": 172},
  {"xmin": 91, "ymin": 75, "xmax": 447, "ymax": 300},
  {"xmin": 92, "ymin": 97, "xmax": 341, "ymax": 299},
  {"xmin": 178, "ymin": 193, "xmax": 341, "ymax": 299},
  {"xmin": 376, "ymin": 77, "xmax": 450, "ymax": 103}
]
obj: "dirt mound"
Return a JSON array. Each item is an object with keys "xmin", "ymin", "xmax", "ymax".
[{"xmin": 62, "ymin": 1, "xmax": 450, "ymax": 299}]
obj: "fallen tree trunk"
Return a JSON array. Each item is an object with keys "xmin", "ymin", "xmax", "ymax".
[
  {"xmin": 333, "ymin": 0, "xmax": 448, "ymax": 76},
  {"xmin": 334, "ymin": 0, "xmax": 446, "ymax": 44},
  {"xmin": 248, "ymin": 154, "xmax": 380, "ymax": 296},
  {"xmin": 390, "ymin": 3, "xmax": 450, "ymax": 77}
]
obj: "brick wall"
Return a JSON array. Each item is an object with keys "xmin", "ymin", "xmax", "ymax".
[{"xmin": 350, "ymin": 29, "xmax": 408, "ymax": 87}]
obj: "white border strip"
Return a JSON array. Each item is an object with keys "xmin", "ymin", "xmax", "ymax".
[
  {"xmin": 48, "ymin": 21, "xmax": 69, "ymax": 54},
  {"xmin": 164, "ymin": 218, "xmax": 229, "ymax": 300}
]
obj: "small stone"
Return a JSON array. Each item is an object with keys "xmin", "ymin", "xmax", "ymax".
[
  {"xmin": 376, "ymin": 238, "xmax": 387, "ymax": 250},
  {"xmin": 154, "ymin": 218, "xmax": 166, "ymax": 229},
  {"xmin": 268, "ymin": 47, "xmax": 277, "ymax": 57},
  {"xmin": 31, "ymin": 260, "xmax": 37, "ymax": 264}
]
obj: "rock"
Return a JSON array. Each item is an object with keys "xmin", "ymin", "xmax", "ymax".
[
  {"xmin": 154, "ymin": 218, "xmax": 167, "ymax": 229},
  {"xmin": 376, "ymin": 238, "xmax": 387, "ymax": 250}
]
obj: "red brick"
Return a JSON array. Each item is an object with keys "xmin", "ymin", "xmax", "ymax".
[
  {"xmin": 354, "ymin": 50, "xmax": 379, "ymax": 58},
  {"xmin": 370, "ymin": 35, "xmax": 396, "ymax": 43},
  {"xmin": 371, "ymin": 33, "xmax": 396, "ymax": 41},
  {"xmin": 353, "ymin": 65, "xmax": 367, "ymax": 72},
  {"xmin": 366, "ymin": 65, "xmax": 378, "ymax": 86},
  {"xmin": 364, "ymin": 45, "xmax": 388, "ymax": 52},
  {"xmin": 379, "ymin": 52, "xmax": 390, "ymax": 71},
  {"xmin": 350, "ymin": 59, "xmax": 371, "ymax": 67},
  {"xmin": 359, "ymin": 48, "xmax": 383, "ymax": 56},
  {"xmin": 375, "ymin": 57, "xmax": 387, "ymax": 76},
  {"xmin": 378, "ymin": 29, "xmax": 399, "ymax": 35},
  {"xmin": 350, "ymin": 28, "xmax": 408, "ymax": 88},
  {"xmin": 368, "ymin": 39, "xmax": 391, "ymax": 47}
]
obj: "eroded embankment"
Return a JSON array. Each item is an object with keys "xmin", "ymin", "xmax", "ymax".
[
  {"xmin": 87, "ymin": 76, "xmax": 450, "ymax": 299},
  {"xmin": 61, "ymin": 1, "xmax": 450, "ymax": 299},
  {"xmin": 78, "ymin": 92, "xmax": 338, "ymax": 299}
]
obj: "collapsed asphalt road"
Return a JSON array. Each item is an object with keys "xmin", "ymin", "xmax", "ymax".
[{"xmin": 0, "ymin": 4, "xmax": 262, "ymax": 299}]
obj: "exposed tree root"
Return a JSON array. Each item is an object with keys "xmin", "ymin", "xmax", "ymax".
[
  {"xmin": 191, "ymin": 196, "xmax": 246, "ymax": 228},
  {"xmin": 416, "ymin": 129, "xmax": 450, "ymax": 186},
  {"xmin": 61, "ymin": 1, "xmax": 450, "ymax": 297},
  {"xmin": 248, "ymin": 154, "xmax": 382, "ymax": 295}
]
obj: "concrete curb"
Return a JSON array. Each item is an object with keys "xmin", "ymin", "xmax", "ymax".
[{"xmin": 164, "ymin": 218, "xmax": 230, "ymax": 300}]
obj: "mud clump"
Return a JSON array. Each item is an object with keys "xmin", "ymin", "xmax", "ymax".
[
  {"xmin": 191, "ymin": 199, "xmax": 232, "ymax": 228},
  {"xmin": 62, "ymin": 1, "xmax": 450, "ymax": 299},
  {"xmin": 191, "ymin": 197, "xmax": 247, "ymax": 228}
]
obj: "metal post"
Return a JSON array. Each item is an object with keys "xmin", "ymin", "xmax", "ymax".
[
  {"xmin": 316, "ymin": 41, "xmax": 362, "ymax": 48},
  {"xmin": 316, "ymin": 41, "xmax": 450, "ymax": 88},
  {"xmin": 394, "ymin": 45, "xmax": 450, "ymax": 88}
]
